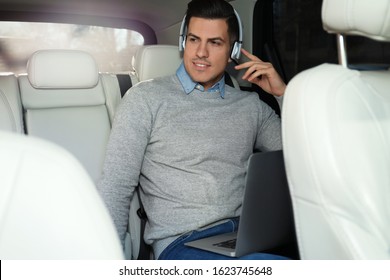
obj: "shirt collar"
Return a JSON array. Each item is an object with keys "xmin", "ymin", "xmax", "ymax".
[{"xmin": 176, "ymin": 62, "xmax": 226, "ymax": 98}]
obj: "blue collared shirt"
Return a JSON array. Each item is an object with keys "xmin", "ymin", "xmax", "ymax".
[{"xmin": 176, "ymin": 62, "xmax": 226, "ymax": 98}]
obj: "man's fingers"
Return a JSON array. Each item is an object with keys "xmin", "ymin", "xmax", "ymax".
[
  {"xmin": 234, "ymin": 49, "xmax": 263, "ymax": 70},
  {"xmin": 241, "ymin": 63, "xmax": 272, "ymax": 80},
  {"xmin": 235, "ymin": 61, "xmax": 256, "ymax": 70}
]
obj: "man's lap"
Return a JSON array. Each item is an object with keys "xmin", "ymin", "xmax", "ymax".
[{"xmin": 158, "ymin": 218, "xmax": 289, "ymax": 260}]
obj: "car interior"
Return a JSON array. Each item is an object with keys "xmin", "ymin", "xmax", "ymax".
[{"xmin": 0, "ymin": 0, "xmax": 389, "ymax": 260}]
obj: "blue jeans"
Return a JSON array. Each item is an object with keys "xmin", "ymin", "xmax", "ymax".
[{"xmin": 158, "ymin": 218, "xmax": 289, "ymax": 260}]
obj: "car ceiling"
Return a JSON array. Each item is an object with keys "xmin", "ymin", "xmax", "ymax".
[{"xmin": 0, "ymin": 0, "xmax": 199, "ymax": 32}]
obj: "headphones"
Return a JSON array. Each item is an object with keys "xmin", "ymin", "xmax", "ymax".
[{"xmin": 178, "ymin": 9, "xmax": 243, "ymax": 60}]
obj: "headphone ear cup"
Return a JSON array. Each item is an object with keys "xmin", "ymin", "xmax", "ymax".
[
  {"xmin": 230, "ymin": 41, "xmax": 242, "ymax": 60},
  {"xmin": 179, "ymin": 14, "xmax": 187, "ymax": 52},
  {"xmin": 179, "ymin": 35, "xmax": 185, "ymax": 51},
  {"xmin": 182, "ymin": 36, "xmax": 186, "ymax": 50}
]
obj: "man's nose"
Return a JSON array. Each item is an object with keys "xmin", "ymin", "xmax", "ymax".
[{"xmin": 196, "ymin": 42, "xmax": 209, "ymax": 58}]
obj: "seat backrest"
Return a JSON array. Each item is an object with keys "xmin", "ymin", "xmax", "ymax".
[
  {"xmin": 0, "ymin": 131, "xmax": 123, "ymax": 259},
  {"xmin": 282, "ymin": 0, "xmax": 390, "ymax": 259},
  {"xmin": 19, "ymin": 49, "xmax": 122, "ymax": 183},
  {"xmin": 0, "ymin": 74, "xmax": 24, "ymax": 133}
]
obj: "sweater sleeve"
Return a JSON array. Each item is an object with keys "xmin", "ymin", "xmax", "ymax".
[
  {"xmin": 97, "ymin": 87, "xmax": 152, "ymax": 248},
  {"xmin": 254, "ymin": 100, "xmax": 282, "ymax": 152}
]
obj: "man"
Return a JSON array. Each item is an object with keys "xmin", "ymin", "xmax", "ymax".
[{"xmin": 98, "ymin": 0, "xmax": 287, "ymax": 260}]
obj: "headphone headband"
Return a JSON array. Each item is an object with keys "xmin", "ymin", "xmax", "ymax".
[{"xmin": 179, "ymin": 9, "xmax": 243, "ymax": 60}]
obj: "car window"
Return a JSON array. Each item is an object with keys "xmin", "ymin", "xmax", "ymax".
[{"xmin": 0, "ymin": 21, "xmax": 144, "ymax": 74}]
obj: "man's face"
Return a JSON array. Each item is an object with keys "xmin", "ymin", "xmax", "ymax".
[{"xmin": 183, "ymin": 17, "xmax": 231, "ymax": 90}]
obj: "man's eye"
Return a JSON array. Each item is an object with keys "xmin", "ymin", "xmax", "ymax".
[{"xmin": 211, "ymin": 41, "xmax": 221, "ymax": 46}]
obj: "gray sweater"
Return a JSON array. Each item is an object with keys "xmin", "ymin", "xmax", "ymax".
[{"xmin": 97, "ymin": 74, "xmax": 282, "ymax": 258}]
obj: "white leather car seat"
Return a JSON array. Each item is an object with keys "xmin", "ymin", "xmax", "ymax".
[
  {"xmin": 0, "ymin": 74, "xmax": 24, "ymax": 133},
  {"xmin": 18, "ymin": 49, "xmax": 122, "ymax": 183},
  {"xmin": 282, "ymin": 0, "xmax": 390, "ymax": 259},
  {"xmin": 0, "ymin": 131, "xmax": 123, "ymax": 259}
]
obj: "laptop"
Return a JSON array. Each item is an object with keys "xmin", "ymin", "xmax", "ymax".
[{"xmin": 185, "ymin": 150, "xmax": 295, "ymax": 257}]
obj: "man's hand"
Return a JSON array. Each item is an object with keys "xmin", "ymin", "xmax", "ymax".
[{"xmin": 234, "ymin": 48, "xmax": 286, "ymax": 97}]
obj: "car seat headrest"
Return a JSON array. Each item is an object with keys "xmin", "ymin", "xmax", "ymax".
[
  {"xmin": 132, "ymin": 45, "xmax": 182, "ymax": 81},
  {"xmin": 322, "ymin": 0, "xmax": 390, "ymax": 41},
  {"xmin": 27, "ymin": 50, "xmax": 99, "ymax": 89}
]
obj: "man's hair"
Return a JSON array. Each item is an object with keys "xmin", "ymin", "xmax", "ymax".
[{"xmin": 185, "ymin": 0, "xmax": 239, "ymax": 45}]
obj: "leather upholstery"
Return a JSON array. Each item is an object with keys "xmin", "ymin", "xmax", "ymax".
[
  {"xmin": 27, "ymin": 49, "xmax": 99, "ymax": 89},
  {"xmin": 322, "ymin": 0, "xmax": 390, "ymax": 41},
  {"xmin": 0, "ymin": 131, "xmax": 123, "ymax": 259},
  {"xmin": 132, "ymin": 44, "xmax": 182, "ymax": 82},
  {"xmin": 282, "ymin": 0, "xmax": 390, "ymax": 259},
  {"xmin": 20, "ymin": 50, "xmax": 121, "ymax": 183},
  {"xmin": 0, "ymin": 74, "xmax": 24, "ymax": 133}
]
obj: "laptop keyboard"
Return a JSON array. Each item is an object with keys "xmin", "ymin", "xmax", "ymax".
[{"xmin": 213, "ymin": 238, "xmax": 237, "ymax": 249}]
